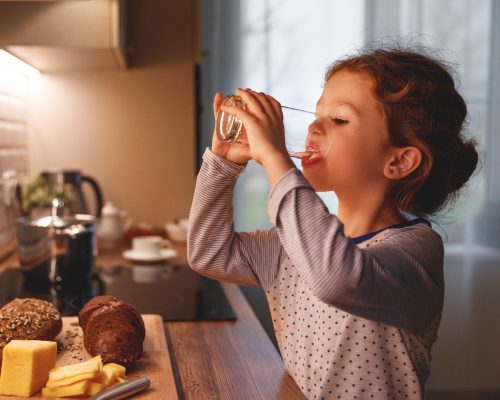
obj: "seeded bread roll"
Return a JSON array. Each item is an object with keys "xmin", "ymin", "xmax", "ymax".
[
  {"xmin": 0, "ymin": 298, "xmax": 62, "ymax": 363},
  {"xmin": 78, "ymin": 296, "xmax": 145, "ymax": 367}
]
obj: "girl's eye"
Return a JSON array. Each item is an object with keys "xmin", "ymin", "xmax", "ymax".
[{"xmin": 331, "ymin": 118, "xmax": 348, "ymax": 125}]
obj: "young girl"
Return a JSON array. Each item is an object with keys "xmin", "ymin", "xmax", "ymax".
[{"xmin": 187, "ymin": 47, "xmax": 478, "ymax": 399}]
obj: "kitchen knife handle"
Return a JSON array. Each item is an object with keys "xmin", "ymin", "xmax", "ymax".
[{"xmin": 90, "ymin": 377, "xmax": 151, "ymax": 400}]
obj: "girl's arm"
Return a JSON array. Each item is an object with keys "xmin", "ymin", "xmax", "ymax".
[
  {"xmin": 268, "ymin": 169, "xmax": 444, "ymax": 333},
  {"xmin": 187, "ymin": 148, "xmax": 284, "ymax": 288}
]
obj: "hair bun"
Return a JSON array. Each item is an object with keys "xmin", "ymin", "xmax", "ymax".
[{"xmin": 447, "ymin": 138, "xmax": 479, "ymax": 193}]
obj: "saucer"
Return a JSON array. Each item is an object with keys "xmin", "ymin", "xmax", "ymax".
[{"xmin": 122, "ymin": 248, "xmax": 178, "ymax": 262}]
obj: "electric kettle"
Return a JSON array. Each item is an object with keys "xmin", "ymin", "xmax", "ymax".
[{"xmin": 41, "ymin": 170, "xmax": 104, "ymax": 218}]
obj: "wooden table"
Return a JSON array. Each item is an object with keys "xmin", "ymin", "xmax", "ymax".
[{"xmin": 165, "ymin": 282, "xmax": 305, "ymax": 400}]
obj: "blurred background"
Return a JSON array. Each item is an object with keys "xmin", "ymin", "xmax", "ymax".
[{"xmin": 198, "ymin": 0, "xmax": 500, "ymax": 398}]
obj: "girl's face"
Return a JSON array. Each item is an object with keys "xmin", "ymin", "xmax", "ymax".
[{"xmin": 302, "ymin": 70, "xmax": 391, "ymax": 195}]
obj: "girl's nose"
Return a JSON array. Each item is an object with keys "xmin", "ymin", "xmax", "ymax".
[
  {"xmin": 307, "ymin": 116, "xmax": 327, "ymax": 136},
  {"xmin": 307, "ymin": 117, "xmax": 322, "ymax": 134}
]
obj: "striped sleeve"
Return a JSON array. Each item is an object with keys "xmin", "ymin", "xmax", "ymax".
[
  {"xmin": 267, "ymin": 169, "xmax": 445, "ymax": 332},
  {"xmin": 187, "ymin": 148, "xmax": 284, "ymax": 288}
]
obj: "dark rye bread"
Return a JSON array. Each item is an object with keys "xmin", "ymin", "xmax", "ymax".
[
  {"xmin": 79, "ymin": 296, "xmax": 145, "ymax": 367},
  {"xmin": 82, "ymin": 304, "xmax": 142, "ymax": 350},
  {"xmin": 87, "ymin": 328, "xmax": 143, "ymax": 367},
  {"xmin": 78, "ymin": 295, "xmax": 118, "ymax": 331},
  {"xmin": 0, "ymin": 298, "xmax": 62, "ymax": 363},
  {"xmin": 78, "ymin": 295, "xmax": 145, "ymax": 340}
]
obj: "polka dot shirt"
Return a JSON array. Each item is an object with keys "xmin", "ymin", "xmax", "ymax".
[
  {"xmin": 266, "ymin": 239, "xmax": 440, "ymax": 399},
  {"xmin": 188, "ymin": 149, "xmax": 444, "ymax": 400}
]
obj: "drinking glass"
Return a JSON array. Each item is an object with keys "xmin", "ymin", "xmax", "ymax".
[{"xmin": 215, "ymin": 94, "xmax": 332, "ymax": 160}]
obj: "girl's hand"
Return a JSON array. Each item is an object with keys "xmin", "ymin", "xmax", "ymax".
[
  {"xmin": 211, "ymin": 92, "xmax": 251, "ymax": 165},
  {"xmin": 220, "ymin": 88, "xmax": 290, "ymax": 168}
]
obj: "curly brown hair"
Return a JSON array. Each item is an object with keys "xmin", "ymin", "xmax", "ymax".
[{"xmin": 325, "ymin": 46, "xmax": 479, "ymax": 217}]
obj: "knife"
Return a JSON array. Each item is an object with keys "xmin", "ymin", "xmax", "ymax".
[{"xmin": 90, "ymin": 377, "xmax": 151, "ymax": 400}]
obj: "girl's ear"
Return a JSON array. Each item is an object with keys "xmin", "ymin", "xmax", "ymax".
[{"xmin": 384, "ymin": 146, "xmax": 422, "ymax": 180}]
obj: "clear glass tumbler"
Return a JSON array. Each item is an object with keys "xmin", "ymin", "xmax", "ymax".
[{"xmin": 215, "ymin": 94, "xmax": 331, "ymax": 160}]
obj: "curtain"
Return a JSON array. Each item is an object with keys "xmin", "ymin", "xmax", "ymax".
[{"xmin": 366, "ymin": 0, "xmax": 498, "ymax": 394}]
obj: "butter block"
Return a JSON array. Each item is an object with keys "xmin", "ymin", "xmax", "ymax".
[{"xmin": 0, "ymin": 340, "xmax": 57, "ymax": 397}]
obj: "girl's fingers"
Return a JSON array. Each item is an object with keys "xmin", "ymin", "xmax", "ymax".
[
  {"xmin": 213, "ymin": 92, "xmax": 223, "ymax": 118},
  {"xmin": 255, "ymin": 90, "xmax": 278, "ymax": 118},
  {"xmin": 219, "ymin": 104, "xmax": 256, "ymax": 127},
  {"xmin": 247, "ymin": 89, "xmax": 282, "ymax": 120},
  {"xmin": 235, "ymin": 88, "xmax": 270, "ymax": 119},
  {"xmin": 266, "ymin": 95, "xmax": 283, "ymax": 119}
]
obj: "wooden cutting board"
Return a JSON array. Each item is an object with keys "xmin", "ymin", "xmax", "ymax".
[{"xmin": 5, "ymin": 314, "xmax": 178, "ymax": 400}]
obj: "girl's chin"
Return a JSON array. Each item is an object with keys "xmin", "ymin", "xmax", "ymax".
[{"xmin": 302, "ymin": 170, "xmax": 332, "ymax": 192}]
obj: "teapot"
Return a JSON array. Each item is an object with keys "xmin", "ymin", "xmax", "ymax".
[{"xmin": 96, "ymin": 202, "xmax": 132, "ymax": 250}]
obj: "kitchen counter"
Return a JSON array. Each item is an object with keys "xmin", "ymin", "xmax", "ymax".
[
  {"xmin": 99, "ymin": 243, "xmax": 305, "ymax": 398},
  {"xmin": 165, "ymin": 281, "xmax": 305, "ymax": 399},
  {"xmin": 0, "ymin": 241, "xmax": 305, "ymax": 399}
]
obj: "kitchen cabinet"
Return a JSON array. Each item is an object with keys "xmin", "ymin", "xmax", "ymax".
[{"xmin": 0, "ymin": 0, "xmax": 127, "ymax": 71}]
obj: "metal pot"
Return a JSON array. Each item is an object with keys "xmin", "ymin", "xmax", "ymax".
[{"xmin": 17, "ymin": 213, "xmax": 102, "ymax": 315}]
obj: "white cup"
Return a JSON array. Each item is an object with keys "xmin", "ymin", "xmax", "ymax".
[{"xmin": 131, "ymin": 236, "xmax": 169, "ymax": 257}]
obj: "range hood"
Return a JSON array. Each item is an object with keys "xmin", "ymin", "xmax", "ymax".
[{"xmin": 0, "ymin": 0, "xmax": 127, "ymax": 72}]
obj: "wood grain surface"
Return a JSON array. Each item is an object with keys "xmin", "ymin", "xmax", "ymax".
[
  {"xmin": 4, "ymin": 314, "xmax": 178, "ymax": 400},
  {"xmin": 165, "ymin": 282, "xmax": 306, "ymax": 400}
]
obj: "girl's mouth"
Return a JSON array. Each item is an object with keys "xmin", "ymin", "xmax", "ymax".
[{"xmin": 301, "ymin": 145, "xmax": 323, "ymax": 167}]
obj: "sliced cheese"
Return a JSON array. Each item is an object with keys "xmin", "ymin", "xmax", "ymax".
[
  {"xmin": 45, "ymin": 370, "xmax": 97, "ymax": 388},
  {"xmin": 41, "ymin": 379, "xmax": 90, "ymax": 397},
  {"xmin": 94, "ymin": 367, "xmax": 116, "ymax": 387},
  {"xmin": 83, "ymin": 381, "xmax": 105, "ymax": 396},
  {"xmin": 102, "ymin": 363, "xmax": 126, "ymax": 378},
  {"xmin": 0, "ymin": 340, "xmax": 57, "ymax": 397},
  {"xmin": 48, "ymin": 355, "xmax": 102, "ymax": 382}
]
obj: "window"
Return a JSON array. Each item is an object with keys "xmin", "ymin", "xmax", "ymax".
[
  {"xmin": 199, "ymin": 1, "xmax": 500, "ymax": 394},
  {"xmin": 366, "ymin": 0, "xmax": 499, "ymax": 394}
]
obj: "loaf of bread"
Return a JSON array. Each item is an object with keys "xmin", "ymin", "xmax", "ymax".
[
  {"xmin": 78, "ymin": 295, "xmax": 118, "ymax": 331},
  {"xmin": 78, "ymin": 295, "xmax": 145, "ymax": 367},
  {"xmin": 0, "ymin": 298, "xmax": 62, "ymax": 364}
]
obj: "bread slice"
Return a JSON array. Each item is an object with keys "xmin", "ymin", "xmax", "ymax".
[
  {"xmin": 78, "ymin": 296, "xmax": 145, "ymax": 340},
  {"xmin": 0, "ymin": 298, "xmax": 62, "ymax": 364},
  {"xmin": 83, "ymin": 304, "xmax": 143, "ymax": 347},
  {"xmin": 78, "ymin": 295, "xmax": 118, "ymax": 331},
  {"xmin": 79, "ymin": 296, "xmax": 145, "ymax": 367},
  {"xmin": 87, "ymin": 328, "xmax": 143, "ymax": 367},
  {"xmin": 112, "ymin": 302, "xmax": 145, "ymax": 341}
]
